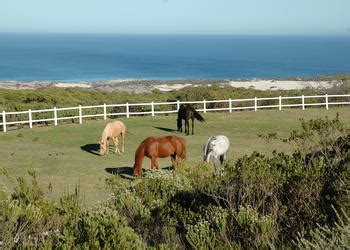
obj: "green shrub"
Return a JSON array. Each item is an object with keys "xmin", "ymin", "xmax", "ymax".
[
  {"xmin": 185, "ymin": 205, "xmax": 229, "ymax": 249},
  {"xmin": 0, "ymin": 169, "xmax": 144, "ymax": 249},
  {"xmin": 296, "ymin": 208, "xmax": 350, "ymax": 249}
]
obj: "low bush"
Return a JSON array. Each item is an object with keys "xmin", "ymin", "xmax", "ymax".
[{"xmin": 296, "ymin": 209, "xmax": 350, "ymax": 249}]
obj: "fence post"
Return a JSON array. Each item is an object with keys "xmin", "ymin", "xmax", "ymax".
[
  {"xmin": 177, "ymin": 100, "xmax": 180, "ymax": 111},
  {"xmin": 29, "ymin": 109, "xmax": 33, "ymax": 128},
  {"xmin": 151, "ymin": 102, "xmax": 155, "ymax": 116},
  {"xmin": 126, "ymin": 102, "xmax": 129, "ymax": 118},
  {"xmin": 2, "ymin": 111, "xmax": 6, "ymax": 132},
  {"xmin": 302, "ymin": 95, "xmax": 305, "ymax": 110},
  {"xmin": 203, "ymin": 100, "xmax": 207, "ymax": 113},
  {"xmin": 279, "ymin": 96, "xmax": 282, "ymax": 110},
  {"xmin": 54, "ymin": 107, "xmax": 58, "ymax": 126},
  {"xmin": 103, "ymin": 103, "xmax": 107, "ymax": 120},
  {"xmin": 78, "ymin": 105, "xmax": 82, "ymax": 124},
  {"xmin": 229, "ymin": 98, "xmax": 232, "ymax": 113},
  {"xmin": 254, "ymin": 97, "xmax": 257, "ymax": 111},
  {"xmin": 325, "ymin": 94, "xmax": 329, "ymax": 110}
]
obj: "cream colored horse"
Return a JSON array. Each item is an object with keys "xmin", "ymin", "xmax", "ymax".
[{"xmin": 100, "ymin": 121, "xmax": 127, "ymax": 155}]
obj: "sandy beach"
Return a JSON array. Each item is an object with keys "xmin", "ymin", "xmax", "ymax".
[{"xmin": 0, "ymin": 78, "xmax": 341, "ymax": 93}]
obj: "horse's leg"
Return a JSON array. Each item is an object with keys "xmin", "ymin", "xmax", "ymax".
[
  {"xmin": 185, "ymin": 119, "xmax": 189, "ymax": 135},
  {"xmin": 155, "ymin": 159, "xmax": 160, "ymax": 169},
  {"xmin": 219, "ymin": 154, "xmax": 226, "ymax": 176},
  {"xmin": 191, "ymin": 117, "xmax": 194, "ymax": 135},
  {"xmin": 113, "ymin": 137, "xmax": 120, "ymax": 154},
  {"xmin": 121, "ymin": 132, "xmax": 125, "ymax": 153},
  {"xmin": 178, "ymin": 119, "xmax": 182, "ymax": 132},
  {"xmin": 106, "ymin": 140, "xmax": 109, "ymax": 155},
  {"xmin": 151, "ymin": 157, "xmax": 157, "ymax": 170},
  {"xmin": 171, "ymin": 154, "xmax": 177, "ymax": 166},
  {"xmin": 219, "ymin": 154, "xmax": 225, "ymax": 165}
]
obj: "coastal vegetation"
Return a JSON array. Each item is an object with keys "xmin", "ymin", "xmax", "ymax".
[
  {"xmin": 0, "ymin": 78, "xmax": 349, "ymax": 128},
  {"xmin": 1, "ymin": 78, "xmax": 349, "ymax": 111},
  {"xmin": 0, "ymin": 114, "xmax": 349, "ymax": 248}
]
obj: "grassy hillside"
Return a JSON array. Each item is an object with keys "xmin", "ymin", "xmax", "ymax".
[
  {"xmin": 0, "ymin": 107, "xmax": 349, "ymax": 205},
  {"xmin": 1, "ymin": 109, "xmax": 349, "ymax": 248}
]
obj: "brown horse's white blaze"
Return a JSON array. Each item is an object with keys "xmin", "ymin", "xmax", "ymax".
[
  {"xmin": 100, "ymin": 121, "xmax": 127, "ymax": 155},
  {"xmin": 133, "ymin": 135, "xmax": 186, "ymax": 176}
]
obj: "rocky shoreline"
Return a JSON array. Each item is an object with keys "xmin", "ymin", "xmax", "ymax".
[{"xmin": 0, "ymin": 78, "xmax": 341, "ymax": 93}]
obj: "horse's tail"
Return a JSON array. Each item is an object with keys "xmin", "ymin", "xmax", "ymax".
[
  {"xmin": 126, "ymin": 129, "xmax": 134, "ymax": 135},
  {"xmin": 193, "ymin": 109, "xmax": 205, "ymax": 122}
]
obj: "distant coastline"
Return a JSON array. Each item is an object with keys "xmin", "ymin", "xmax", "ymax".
[{"xmin": 0, "ymin": 76, "xmax": 345, "ymax": 93}]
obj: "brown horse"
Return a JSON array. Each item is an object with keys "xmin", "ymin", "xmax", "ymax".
[{"xmin": 133, "ymin": 135, "xmax": 186, "ymax": 176}]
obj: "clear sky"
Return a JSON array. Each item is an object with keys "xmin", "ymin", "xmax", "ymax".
[{"xmin": 1, "ymin": 0, "xmax": 349, "ymax": 35}]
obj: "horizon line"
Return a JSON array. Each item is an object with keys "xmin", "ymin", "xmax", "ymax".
[{"xmin": 1, "ymin": 31, "xmax": 350, "ymax": 37}]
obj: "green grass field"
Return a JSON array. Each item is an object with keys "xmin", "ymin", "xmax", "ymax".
[{"xmin": 0, "ymin": 107, "xmax": 349, "ymax": 205}]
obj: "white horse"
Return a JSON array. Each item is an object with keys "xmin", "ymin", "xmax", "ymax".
[{"xmin": 203, "ymin": 135, "xmax": 230, "ymax": 174}]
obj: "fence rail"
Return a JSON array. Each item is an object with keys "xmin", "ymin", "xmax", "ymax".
[{"xmin": 1, "ymin": 94, "xmax": 349, "ymax": 133}]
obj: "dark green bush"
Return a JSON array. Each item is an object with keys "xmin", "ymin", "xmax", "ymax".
[{"xmin": 296, "ymin": 208, "xmax": 350, "ymax": 249}]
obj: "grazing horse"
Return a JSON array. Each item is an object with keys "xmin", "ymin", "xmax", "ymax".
[
  {"xmin": 100, "ymin": 121, "xmax": 128, "ymax": 155},
  {"xmin": 177, "ymin": 104, "xmax": 205, "ymax": 135},
  {"xmin": 133, "ymin": 135, "xmax": 186, "ymax": 176},
  {"xmin": 203, "ymin": 135, "xmax": 230, "ymax": 175}
]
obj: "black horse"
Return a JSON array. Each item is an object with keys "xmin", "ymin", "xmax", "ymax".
[{"xmin": 177, "ymin": 104, "xmax": 205, "ymax": 135}]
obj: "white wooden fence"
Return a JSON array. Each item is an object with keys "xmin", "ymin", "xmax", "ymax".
[{"xmin": 1, "ymin": 94, "xmax": 349, "ymax": 133}]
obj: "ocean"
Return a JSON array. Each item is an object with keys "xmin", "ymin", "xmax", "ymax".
[{"xmin": 0, "ymin": 33, "xmax": 349, "ymax": 81}]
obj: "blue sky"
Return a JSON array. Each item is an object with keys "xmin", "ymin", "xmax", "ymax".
[{"xmin": 1, "ymin": 0, "xmax": 349, "ymax": 35}]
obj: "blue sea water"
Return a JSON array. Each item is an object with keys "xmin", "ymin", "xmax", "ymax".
[{"xmin": 0, "ymin": 33, "xmax": 349, "ymax": 81}]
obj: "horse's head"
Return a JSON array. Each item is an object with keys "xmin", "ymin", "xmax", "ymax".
[
  {"xmin": 99, "ymin": 140, "xmax": 107, "ymax": 155},
  {"xmin": 133, "ymin": 163, "xmax": 142, "ymax": 176},
  {"xmin": 203, "ymin": 152, "xmax": 211, "ymax": 163}
]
